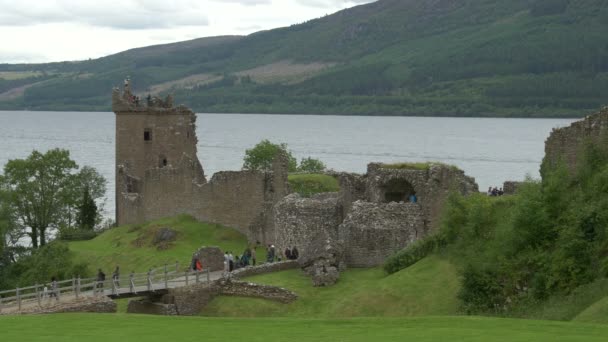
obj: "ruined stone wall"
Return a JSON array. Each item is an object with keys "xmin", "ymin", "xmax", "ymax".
[
  {"xmin": 273, "ymin": 193, "xmax": 343, "ymax": 258},
  {"xmin": 230, "ymin": 260, "xmax": 299, "ymax": 279},
  {"xmin": 114, "ymin": 89, "xmax": 290, "ymax": 244},
  {"xmin": 339, "ymin": 201, "xmax": 425, "ymax": 267},
  {"xmin": 365, "ymin": 163, "xmax": 478, "ymax": 232},
  {"xmin": 544, "ymin": 107, "xmax": 608, "ymax": 174},
  {"xmin": 336, "ymin": 172, "xmax": 367, "ymax": 218}
]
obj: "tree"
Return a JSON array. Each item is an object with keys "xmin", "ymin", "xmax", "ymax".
[
  {"xmin": 77, "ymin": 186, "xmax": 97, "ymax": 230},
  {"xmin": 0, "ymin": 149, "xmax": 106, "ymax": 248},
  {"xmin": 298, "ymin": 157, "xmax": 327, "ymax": 173},
  {"xmin": 242, "ymin": 139, "xmax": 297, "ymax": 172},
  {"xmin": 61, "ymin": 166, "xmax": 107, "ymax": 230}
]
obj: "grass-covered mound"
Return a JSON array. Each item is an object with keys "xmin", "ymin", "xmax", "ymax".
[
  {"xmin": 201, "ymin": 255, "xmax": 460, "ymax": 318},
  {"xmin": 2, "ymin": 314, "xmax": 608, "ymax": 342},
  {"xmin": 288, "ymin": 174, "xmax": 340, "ymax": 197},
  {"xmin": 574, "ymin": 296, "xmax": 608, "ymax": 324},
  {"xmin": 69, "ymin": 215, "xmax": 258, "ymax": 274}
]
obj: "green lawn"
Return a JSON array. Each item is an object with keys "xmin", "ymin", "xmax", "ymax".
[
  {"xmin": 202, "ymin": 255, "xmax": 460, "ymax": 318},
  {"xmin": 69, "ymin": 215, "xmax": 261, "ymax": 275},
  {"xmin": 1, "ymin": 314, "xmax": 607, "ymax": 341}
]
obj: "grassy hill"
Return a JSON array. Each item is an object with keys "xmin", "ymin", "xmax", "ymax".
[
  {"xmin": 3, "ymin": 314, "xmax": 608, "ymax": 341},
  {"xmin": 1, "ymin": 0, "xmax": 607, "ymax": 116},
  {"xmin": 202, "ymin": 255, "xmax": 460, "ymax": 318},
  {"xmin": 68, "ymin": 215, "xmax": 259, "ymax": 274}
]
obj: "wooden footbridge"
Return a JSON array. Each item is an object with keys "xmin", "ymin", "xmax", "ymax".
[{"xmin": 0, "ymin": 263, "xmax": 224, "ymax": 314}]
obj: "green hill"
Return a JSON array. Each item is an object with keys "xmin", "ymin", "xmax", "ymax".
[
  {"xmin": 1, "ymin": 0, "xmax": 607, "ymax": 117},
  {"xmin": 201, "ymin": 255, "xmax": 460, "ymax": 318},
  {"xmin": 68, "ymin": 215, "xmax": 259, "ymax": 274}
]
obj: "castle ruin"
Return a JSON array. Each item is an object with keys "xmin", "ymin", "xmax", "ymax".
[{"xmin": 113, "ymin": 83, "xmax": 478, "ymax": 271}]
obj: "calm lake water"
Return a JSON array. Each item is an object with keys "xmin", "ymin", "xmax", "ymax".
[{"xmin": 0, "ymin": 111, "xmax": 576, "ymax": 219}]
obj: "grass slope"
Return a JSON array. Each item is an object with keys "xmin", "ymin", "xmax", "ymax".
[
  {"xmin": 202, "ymin": 255, "xmax": 460, "ymax": 318},
  {"xmin": 69, "ymin": 215, "xmax": 257, "ymax": 275},
  {"xmin": 574, "ymin": 296, "xmax": 608, "ymax": 324},
  {"xmin": 1, "ymin": 314, "xmax": 608, "ymax": 342}
]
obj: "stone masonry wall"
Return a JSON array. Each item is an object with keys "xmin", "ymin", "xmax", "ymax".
[
  {"xmin": 230, "ymin": 260, "xmax": 299, "ymax": 279},
  {"xmin": 544, "ymin": 107, "xmax": 608, "ymax": 174},
  {"xmin": 115, "ymin": 87, "xmax": 290, "ymax": 243},
  {"xmin": 273, "ymin": 193, "xmax": 343, "ymax": 258},
  {"xmin": 162, "ymin": 262, "xmax": 299, "ymax": 316},
  {"xmin": 339, "ymin": 201, "xmax": 425, "ymax": 267}
]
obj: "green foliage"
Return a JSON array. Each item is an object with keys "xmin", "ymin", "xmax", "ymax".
[
  {"xmin": 297, "ymin": 157, "xmax": 326, "ymax": 173},
  {"xmin": 288, "ymin": 174, "xmax": 339, "ymax": 197},
  {"xmin": 1, "ymin": 242, "xmax": 90, "ymax": 288},
  {"xmin": 0, "ymin": 149, "xmax": 106, "ymax": 248},
  {"xmin": 242, "ymin": 139, "xmax": 297, "ymax": 172},
  {"xmin": 435, "ymin": 131, "xmax": 608, "ymax": 315},
  {"xmin": 77, "ymin": 186, "xmax": 97, "ymax": 230}
]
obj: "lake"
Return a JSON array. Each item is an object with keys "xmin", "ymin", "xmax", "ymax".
[{"xmin": 0, "ymin": 111, "xmax": 576, "ymax": 219}]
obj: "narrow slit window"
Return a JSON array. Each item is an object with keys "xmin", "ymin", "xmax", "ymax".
[{"xmin": 144, "ymin": 129, "xmax": 152, "ymax": 141}]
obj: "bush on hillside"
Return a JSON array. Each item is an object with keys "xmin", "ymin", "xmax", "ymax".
[
  {"xmin": 441, "ymin": 134, "xmax": 608, "ymax": 314},
  {"xmin": 1, "ymin": 242, "xmax": 90, "ymax": 289}
]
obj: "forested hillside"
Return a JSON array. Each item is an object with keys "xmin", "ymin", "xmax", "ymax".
[{"xmin": 1, "ymin": 0, "xmax": 607, "ymax": 117}]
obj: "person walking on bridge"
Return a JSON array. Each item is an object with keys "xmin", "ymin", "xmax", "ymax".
[
  {"xmin": 96, "ymin": 269, "xmax": 106, "ymax": 294},
  {"xmin": 112, "ymin": 266, "xmax": 120, "ymax": 287}
]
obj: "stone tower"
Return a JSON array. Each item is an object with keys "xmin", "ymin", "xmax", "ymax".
[
  {"xmin": 113, "ymin": 86, "xmax": 205, "ymax": 225},
  {"xmin": 112, "ymin": 81, "xmax": 290, "ymax": 244}
]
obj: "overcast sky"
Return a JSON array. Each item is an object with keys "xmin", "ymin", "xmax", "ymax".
[{"xmin": 0, "ymin": 0, "xmax": 375, "ymax": 64}]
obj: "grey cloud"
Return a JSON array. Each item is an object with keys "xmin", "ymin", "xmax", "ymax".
[
  {"xmin": 294, "ymin": 0, "xmax": 375, "ymax": 8},
  {"xmin": 0, "ymin": 0, "xmax": 209, "ymax": 30},
  {"xmin": 209, "ymin": 0, "xmax": 271, "ymax": 5}
]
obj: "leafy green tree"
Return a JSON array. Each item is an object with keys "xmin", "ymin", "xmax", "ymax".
[
  {"xmin": 61, "ymin": 166, "xmax": 107, "ymax": 230},
  {"xmin": 77, "ymin": 186, "xmax": 97, "ymax": 230},
  {"xmin": 242, "ymin": 139, "xmax": 297, "ymax": 172},
  {"xmin": 0, "ymin": 149, "xmax": 106, "ymax": 248},
  {"xmin": 297, "ymin": 157, "xmax": 327, "ymax": 173}
]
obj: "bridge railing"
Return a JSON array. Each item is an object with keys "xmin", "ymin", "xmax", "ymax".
[{"xmin": 0, "ymin": 262, "xmax": 213, "ymax": 313}]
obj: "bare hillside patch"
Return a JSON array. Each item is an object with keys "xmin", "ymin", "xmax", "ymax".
[
  {"xmin": 147, "ymin": 73, "xmax": 222, "ymax": 95},
  {"xmin": 236, "ymin": 60, "xmax": 337, "ymax": 84}
]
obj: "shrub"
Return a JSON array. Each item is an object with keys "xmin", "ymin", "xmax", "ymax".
[
  {"xmin": 298, "ymin": 157, "xmax": 326, "ymax": 173},
  {"xmin": 242, "ymin": 139, "xmax": 297, "ymax": 172}
]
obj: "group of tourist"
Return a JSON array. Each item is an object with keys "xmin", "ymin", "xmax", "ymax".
[
  {"xmin": 224, "ymin": 246, "xmax": 258, "ymax": 272},
  {"xmin": 265, "ymin": 245, "xmax": 299, "ymax": 262},
  {"xmin": 283, "ymin": 246, "xmax": 299, "ymax": 261},
  {"xmin": 487, "ymin": 187, "xmax": 505, "ymax": 197}
]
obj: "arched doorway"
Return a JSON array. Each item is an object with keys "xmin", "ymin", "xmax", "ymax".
[{"xmin": 382, "ymin": 178, "xmax": 417, "ymax": 203}]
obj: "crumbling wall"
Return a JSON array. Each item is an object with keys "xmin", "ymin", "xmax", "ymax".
[
  {"xmin": 544, "ymin": 107, "xmax": 608, "ymax": 174},
  {"xmin": 339, "ymin": 201, "xmax": 425, "ymax": 267},
  {"xmin": 114, "ymin": 87, "xmax": 290, "ymax": 244},
  {"xmin": 273, "ymin": 193, "xmax": 343, "ymax": 258}
]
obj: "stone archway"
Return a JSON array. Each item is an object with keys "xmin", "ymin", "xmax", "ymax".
[{"xmin": 381, "ymin": 178, "xmax": 416, "ymax": 203}]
